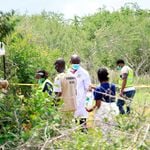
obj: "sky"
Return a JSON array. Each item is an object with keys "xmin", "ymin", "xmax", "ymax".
[{"xmin": 0, "ymin": 0, "xmax": 150, "ymax": 19}]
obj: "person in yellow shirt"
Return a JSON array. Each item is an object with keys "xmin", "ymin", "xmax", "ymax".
[
  {"xmin": 35, "ymin": 70, "xmax": 53, "ymax": 96},
  {"xmin": 116, "ymin": 59, "xmax": 136, "ymax": 114}
]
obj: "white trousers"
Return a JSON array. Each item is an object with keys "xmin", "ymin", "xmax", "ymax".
[{"xmin": 94, "ymin": 101, "xmax": 119, "ymax": 127}]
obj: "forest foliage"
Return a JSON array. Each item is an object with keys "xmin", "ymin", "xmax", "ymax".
[{"xmin": 0, "ymin": 4, "xmax": 150, "ymax": 84}]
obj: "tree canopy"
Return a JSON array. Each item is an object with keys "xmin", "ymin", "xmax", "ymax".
[{"xmin": 0, "ymin": 5, "xmax": 150, "ymax": 83}]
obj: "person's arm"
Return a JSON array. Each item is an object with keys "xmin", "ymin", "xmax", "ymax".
[
  {"xmin": 86, "ymin": 87, "xmax": 102, "ymax": 112},
  {"xmin": 89, "ymin": 84, "xmax": 96, "ymax": 91},
  {"xmin": 83, "ymin": 72, "xmax": 91, "ymax": 92},
  {"xmin": 120, "ymin": 73, "xmax": 127, "ymax": 96},
  {"xmin": 55, "ymin": 92, "xmax": 62, "ymax": 97},
  {"xmin": 86, "ymin": 100, "xmax": 101, "ymax": 112},
  {"xmin": 53, "ymin": 76, "xmax": 62, "ymax": 97},
  {"xmin": 120, "ymin": 78, "xmax": 127, "ymax": 96}
]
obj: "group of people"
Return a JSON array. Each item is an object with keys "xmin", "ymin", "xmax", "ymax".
[{"xmin": 35, "ymin": 54, "xmax": 136, "ymax": 132}]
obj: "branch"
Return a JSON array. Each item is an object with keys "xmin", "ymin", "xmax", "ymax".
[
  {"xmin": 14, "ymin": 110, "xmax": 20, "ymax": 129},
  {"xmin": 138, "ymin": 124, "xmax": 150, "ymax": 147},
  {"xmin": 40, "ymin": 124, "xmax": 82, "ymax": 150}
]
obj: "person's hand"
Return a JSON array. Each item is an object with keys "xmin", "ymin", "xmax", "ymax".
[
  {"xmin": 119, "ymin": 91, "xmax": 123, "ymax": 97},
  {"xmin": 85, "ymin": 107, "xmax": 93, "ymax": 112},
  {"xmin": 88, "ymin": 85, "xmax": 92, "ymax": 91},
  {"xmin": 88, "ymin": 84, "xmax": 96, "ymax": 91}
]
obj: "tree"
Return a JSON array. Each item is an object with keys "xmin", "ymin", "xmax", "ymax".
[{"xmin": 0, "ymin": 10, "xmax": 18, "ymax": 41}]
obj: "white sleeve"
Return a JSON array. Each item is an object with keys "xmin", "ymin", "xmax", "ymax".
[
  {"xmin": 121, "ymin": 66, "xmax": 128, "ymax": 74},
  {"xmin": 83, "ymin": 72, "xmax": 91, "ymax": 91},
  {"xmin": 53, "ymin": 76, "xmax": 61, "ymax": 93}
]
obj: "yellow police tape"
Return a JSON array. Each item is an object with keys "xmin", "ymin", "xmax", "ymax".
[
  {"xmin": 134, "ymin": 85, "xmax": 150, "ymax": 88},
  {"xmin": 115, "ymin": 84, "xmax": 150, "ymax": 88},
  {"xmin": 11, "ymin": 83, "xmax": 37, "ymax": 86},
  {"xmin": 11, "ymin": 83, "xmax": 150, "ymax": 88}
]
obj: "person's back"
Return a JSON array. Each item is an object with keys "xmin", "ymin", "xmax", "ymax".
[
  {"xmin": 94, "ymin": 82, "xmax": 116, "ymax": 103},
  {"xmin": 57, "ymin": 72, "xmax": 77, "ymax": 112},
  {"xmin": 54, "ymin": 58, "xmax": 77, "ymax": 112},
  {"xmin": 86, "ymin": 68, "xmax": 119, "ymax": 131}
]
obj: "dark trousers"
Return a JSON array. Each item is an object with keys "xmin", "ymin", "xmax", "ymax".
[
  {"xmin": 117, "ymin": 90, "xmax": 136, "ymax": 114},
  {"xmin": 75, "ymin": 118, "xmax": 87, "ymax": 133}
]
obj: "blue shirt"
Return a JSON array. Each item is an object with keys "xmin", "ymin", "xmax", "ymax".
[{"xmin": 94, "ymin": 82, "xmax": 116, "ymax": 103}]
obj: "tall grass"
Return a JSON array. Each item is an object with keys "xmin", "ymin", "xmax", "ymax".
[{"xmin": 134, "ymin": 75, "xmax": 150, "ymax": 85}]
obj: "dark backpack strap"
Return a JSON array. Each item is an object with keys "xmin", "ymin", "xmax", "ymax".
[
  {"xmin": 43, "ymin": 82, "xmax": 53, "ymax": 95},
  {"xmin": 100, "ymin": 83, "xmax": 114, "ymax": 102}
]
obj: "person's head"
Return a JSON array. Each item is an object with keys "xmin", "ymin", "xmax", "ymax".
[
  {"xmin": 97, "ymin": 68, "xmax": 109, "ymax": 83},
  {"xmin": 54, "ymin": 58, "xmax": 65, "ymax": 73},
  {"xmin": 35, "ymin": 70, "xmax": 48, "ymax": 80},
  {"xmin": 116, "ymin": 59, "xmax": 125, "ymax": 70},
  {"xmin": 70, "ymin": 54, "xmax": 81, "ymax": 70},
  {"xmin": 0, "ymin": 80, "xmax": 9, "ymax": 93}
]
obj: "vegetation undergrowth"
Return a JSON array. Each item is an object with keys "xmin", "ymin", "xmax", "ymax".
[{"xmin": 0, "ymin": 87, "xmax": 149, "ymax": 149}]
